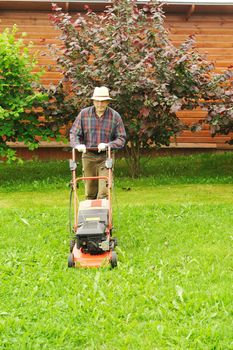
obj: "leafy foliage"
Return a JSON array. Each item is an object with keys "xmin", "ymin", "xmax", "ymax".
[
  {"xmin": 0, "ymin": 26, "xmax": 65, "ymax": 161},
  {"xmin": 195, "ymin": 73, "xmax": 233, "ymax": 142},
  {"xmin": 36, "ymin": 82, "xmax": 77, "ymax": 140},
  {"xmin": 50, "ymin": 0, "xmax": 232, "ymax": 176}
]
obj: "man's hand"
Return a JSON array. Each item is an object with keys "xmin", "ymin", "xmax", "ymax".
[
  {"xmin": 75, "ymin": 144, "xmax": 86, "ymax": 153},
  {"xmin": 98, "ymin": 143, "xmax": 108, "ymax": 152}
]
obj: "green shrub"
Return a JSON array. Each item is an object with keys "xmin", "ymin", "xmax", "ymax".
[{"xmin": 0, "ymin": 26, "xmax": 57, "ymax": 161}]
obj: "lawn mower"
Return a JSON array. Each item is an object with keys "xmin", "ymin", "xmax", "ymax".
[{"xmin": 68, "ymin": 146, "xmax": 118, "ymax": 268}]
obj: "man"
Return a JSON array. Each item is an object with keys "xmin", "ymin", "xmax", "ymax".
[{"xmin": 70, "ymin": 86, "xmax": 126, "ymax": 200}]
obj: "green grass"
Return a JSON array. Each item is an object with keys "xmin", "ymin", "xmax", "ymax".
[
  {"xmin": 0, "ymin": 152, "xmax": 233, "ymax": 192},
  {"xmin": 0, "ymin": 153, "xmax": 233, "ymax": 349}
]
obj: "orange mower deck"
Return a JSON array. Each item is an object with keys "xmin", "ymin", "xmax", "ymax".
[{"xmin": 72, "ymin": 244, "xmax": 113, "ymax": 268}]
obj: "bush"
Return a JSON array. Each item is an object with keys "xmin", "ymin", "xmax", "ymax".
[{"xmin": 0, "ymin": 26, "xmax": 62, "ymax": 161}]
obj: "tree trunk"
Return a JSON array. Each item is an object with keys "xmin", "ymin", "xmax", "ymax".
[{"xmin": 125, "ymin": 142, "xmax": 141, "ymax": 178}]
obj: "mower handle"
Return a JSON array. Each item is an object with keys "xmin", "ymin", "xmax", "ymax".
[
  {"xmin": 86, "ymin": 146, "xmax": 109, "ymax": 151},
  {"xmin": 71, "ymin": 146, "xmax": 113, "ymax": 231},
  {"xmin": 72, "ymin": 145, "xmax": 112, "ymax": 161},
  {"xmin": 72, "ymin": 145, "xmax": 111, "ymax": 151}
]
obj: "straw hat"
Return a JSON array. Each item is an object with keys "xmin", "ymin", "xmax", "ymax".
[{"xmin": 91, "ymin": 86, "xmax": 112, "ymax": 101}]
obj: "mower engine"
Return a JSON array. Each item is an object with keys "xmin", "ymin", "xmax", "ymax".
[{"xmin": 76, "ymin": 199, "xmax": 110, "ymax": 254}]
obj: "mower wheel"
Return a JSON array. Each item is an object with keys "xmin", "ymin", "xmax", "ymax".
[
  {"xmin": 110, "ymin": 251, "xmax": 117, "ymax": 269},
  {"xmin": 70, "ymin": 239, "xmax": 75, "ymax": 253},
  {"xmin": 112, "ymin": 237, "xmax": 118, "ymax": 248},
  {"xmin": 68, "ymin": 253, "xmax": 74, "ymax": 268},
  {"xmin": 110, "ymin": 237, "xmax": 118, "ymax": 250}
]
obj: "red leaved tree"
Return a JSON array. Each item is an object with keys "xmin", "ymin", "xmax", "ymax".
[{"xmin": 50, "ymin": 0, "xmax": 232, "ymax": 177}]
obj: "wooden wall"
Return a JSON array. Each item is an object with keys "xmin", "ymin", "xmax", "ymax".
[
  {"xmin": 166, "ymin": 13, "xmax": 233, "ymax": 148},
  {"xmin": 0, "ymin": 7, "xmax": 233, "ymax": 159}
]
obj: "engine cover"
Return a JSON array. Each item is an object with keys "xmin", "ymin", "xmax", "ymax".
[
  {"xmin": 78, "ymin": 221, "xmax": 106, "ymax": 236},
  {"xmin": 76, "ymin": 199, "xmax": 110, "ymax": 254}
]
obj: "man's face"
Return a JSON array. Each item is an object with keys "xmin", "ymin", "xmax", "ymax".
[{"xmin": 93, "ymin": 100, "xmax": 109, "ymax": 116}]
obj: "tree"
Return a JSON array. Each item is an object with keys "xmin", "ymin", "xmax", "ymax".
[
  {"xmin": 193, "ymin": 73, "xmax": 233, "ymax": 142},
  {"xmin": 0, "ymin": 26, "xmax": 63, "ymax": 161},
  {"xmin": 51, "ymin": 0, "xmax": 232, "ymax": 177}
]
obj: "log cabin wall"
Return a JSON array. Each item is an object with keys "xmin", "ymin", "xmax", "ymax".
[{"xmin": 0, "ymin": 1, "xmax": 233, "ymax": 159}]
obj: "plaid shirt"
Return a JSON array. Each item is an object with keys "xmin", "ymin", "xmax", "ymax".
[{"xmin": 70, "ymin": 106, "xmax": 126, "ymax": 149}]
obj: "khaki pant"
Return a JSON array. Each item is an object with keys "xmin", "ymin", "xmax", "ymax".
[{"xmin": 82, "ymin": 152, "xmax": 109, "ymax": 200}]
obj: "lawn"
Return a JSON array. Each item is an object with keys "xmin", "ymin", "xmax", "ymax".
[{"xmin": 0, "ymin": 153, "xmax": 232, "ymax": 349}]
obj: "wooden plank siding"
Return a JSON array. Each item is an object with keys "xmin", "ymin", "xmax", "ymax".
[
  {"xmin": 0, "ymin": 6, "xmax": 233, "ymax": 158},
  {"xmin": 167, "ymin": 15, "xmax": 233, "ymax": 148}
]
